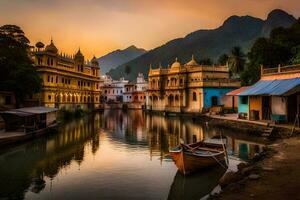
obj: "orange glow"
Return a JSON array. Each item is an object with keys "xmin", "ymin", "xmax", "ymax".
[{"xmin": 0, "ymin": 0, "xmax": 299, "ymax": 58}]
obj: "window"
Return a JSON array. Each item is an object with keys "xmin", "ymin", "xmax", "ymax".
[
  {"xmin": 48, "ymin": 95, "xmax": 51, "ymax": 100},
  {"xmin": 211, "ymin": 96, "xmax": 218, "ymax": 106},
  {"xmin": 105, "ymin": 90, "xmax": 107, "ymax": 94},
  {"xmin": 56, "ymin": 76, "xmax": 58, "ymax": 83},
  {"xmin": 241, "ymin": 96, "xmax": 248, "ymax": 104},
  {"xmin": 62, "ymin": 78, "xmax": 64, "ymax": 83},
  {"xmin": 47, "ymin": 75, "xmax": 50, "ymax": 82},
  {"xmin": 51, "ymin": 77, "xmax": 53, "ymax": 83},
  {"xmin": 180, "ymin": 79, "xmax": 183, "ymax": 85},
  {"xmin": 192, "ymin": 92, "xmax": 197, "ymax": 101},
  {"xmin": 68, "ymin": 79, "xmax": 71, "ymax": 84}
]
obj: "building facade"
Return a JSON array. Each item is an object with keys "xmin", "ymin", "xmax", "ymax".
[
  {"xmin": 32, "ymin": 40, "xmax": 102, "ymax": 110},
  {"xmin": 235, "ymin": 64, "xmax": 300, "ymax": 123},
  {"xmin": 147, "ymin": 56, "xmax": 240, "ymax": 113},
  {"xmin": 101, "ymin": 75, "xmax": 128, "ymax": 103},
  {"xmin": 123, "ymin": 73, "xmax": 148, "ymax": 109}
]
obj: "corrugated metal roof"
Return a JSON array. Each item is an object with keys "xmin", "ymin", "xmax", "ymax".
[
  {"xmin": 239, "ymin": 78, "xmax": 300, "ymax": 96},
  {"xmin": 226, "ymin": 86, "xmax": 250, "ymax": 96}
]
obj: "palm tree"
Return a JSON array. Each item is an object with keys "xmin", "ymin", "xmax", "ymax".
[{"xmin": 229, "ymin": 46, "xmax": 245, "ymax": 76}]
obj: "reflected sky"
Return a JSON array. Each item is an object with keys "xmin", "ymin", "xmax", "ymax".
[{"xmin": 0, "ymin": 110, "xmax": 267, "ymax": 200}]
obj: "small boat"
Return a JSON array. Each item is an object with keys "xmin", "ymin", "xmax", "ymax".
[{"xmin": 169, "ymin": 141, "xmax": 227, "ymax": 175}]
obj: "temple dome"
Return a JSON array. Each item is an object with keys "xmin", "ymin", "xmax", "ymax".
[
  {"xmin": 171, "ymin": 58, "xmax": 181, "ymax": 69},
  {"xmin": 35, "ymin": 41, "xmax": 44, "ymax": 49},
  {"xmin": 186, "ymin": 55, "xmax": 198, "ymax": 66},
  {"xmin": 45, "ymin": 39, "xmax": 58, "ymax": 54}
]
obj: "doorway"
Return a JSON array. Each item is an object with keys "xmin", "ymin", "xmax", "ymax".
[{"xmin": 262, "ymin": 96, "xmax": 271, "ymax": 120}]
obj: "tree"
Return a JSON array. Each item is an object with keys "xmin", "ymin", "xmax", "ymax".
[
  {"xmin": 228, "ymin": 46, "xmax": 245, "ymax": 76},
  {"xmin": 0, "ymin": 25, "xmax": 41, "ymax": 107},
  {"xmin": 0, "ymin": 25, "xmax": 30, "ymax": 47},
  {"xmin": 125, "ymin": 65, "xmax": 131, "ymax": 75},
  {"xmin": 241, "ymin": 19, "xmax": 300, "ymax": 85},
  {"xmin": 218, "ymin": 54, "xmax": 229, "ymax": 65}
]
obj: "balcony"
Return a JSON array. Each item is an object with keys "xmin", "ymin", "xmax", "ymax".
[{"xmin": 262, "ymin": 64, "xmax": 300, "ymax": 76}]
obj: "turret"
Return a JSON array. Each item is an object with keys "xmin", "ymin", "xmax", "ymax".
[{"xmin": 74, "ymin": 48, "xmax": 84, "ymax": 72}]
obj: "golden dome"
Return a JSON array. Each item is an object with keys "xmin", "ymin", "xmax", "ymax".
[
  {"xmin": 171, "ymin": 58, "xmax": 181, "ymax": 69},
  {"xmin": 45, "ymin": 39, "xmax": 58, "ymax": 54},
  {"xmin": 186, "ymin": 55, "xmax": 198, "ymax": 66}
]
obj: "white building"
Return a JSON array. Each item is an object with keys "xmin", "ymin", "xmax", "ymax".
[
  {"xmin": 101, "ymin": 75, "xmax": 129, "ymax": 102},
  {"xmin": 123, "ymin": 73, "xmax": 148, "ymax": 104}
]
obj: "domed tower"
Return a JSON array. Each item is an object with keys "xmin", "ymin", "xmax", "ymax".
[
  {"xmin": 91, "ymin": 56, "xmax": 100, "ymax": 77},
  {"xmin": 44, "ymin": 39, "xmax": 58, "ymax": 66},
  {"xmin": 45, "ymin": 39, "xmax": 58, "ymax": 54},
  {"xmin": 74, "ymin": 48, "xmax": 84, "ymax": 72},
  {"xmin": 186, "ymin": 55, "xmax": 198, "ymax": 66},
  {"xmin": 35, "ymin": 41, "xmax": 44, "ymax": 51}
]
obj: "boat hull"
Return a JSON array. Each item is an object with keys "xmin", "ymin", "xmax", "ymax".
[{"xmin": 170, "ymin": 148, "xmax": 226, "ymax": 175}]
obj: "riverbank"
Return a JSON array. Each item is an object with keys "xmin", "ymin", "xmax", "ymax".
[
  {"xmin": 146, "ymin": 111, "xmax": 300, "ymax": 137},
  {"xmin": 214, "ymin": 136, "xmax": 300, "ymax": 200}
]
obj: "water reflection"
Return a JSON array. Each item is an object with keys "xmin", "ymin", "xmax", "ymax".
[
  {"xmin": 0, "ymin": 110, "xmax": 267, "ymax": 200},
  {"xmin": 168, "ymin": 166, "xmax": 226, "ymax": 200}
]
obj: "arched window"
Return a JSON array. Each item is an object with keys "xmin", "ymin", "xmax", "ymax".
[{"xmin": 192, "ymin": 92, "xmax": 197, "ymax": 101}]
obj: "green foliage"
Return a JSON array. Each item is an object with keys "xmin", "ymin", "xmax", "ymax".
[
  {"xmin": 0, "ymin": 25, "xmax": 41, "ymax": 107},
  {"xmin": 242, "ymin": 19, "xmax": 300, "ymax": 85},
  {"xmin": 218, "ymin": 54, "xmax": 229, "ymax": 65},
  {"xmin": 228, "ymin": 46, "xmax": 246, "ymax": 76},
  {"xmin": 0, "ymin": 24, "xmax": 30, "ymax": 47}
]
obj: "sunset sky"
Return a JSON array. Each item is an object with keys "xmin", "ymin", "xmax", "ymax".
[{"xmin": 0, "ymin": 0, "xmax": 299, "ymax": 58}]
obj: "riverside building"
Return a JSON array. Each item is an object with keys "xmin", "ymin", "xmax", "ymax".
[
  {"xmin": 147, "ymin": 55, "xmax": 240, "ymax": 113},
  {"xmin": 31, "ymin": 40, "xmax": 102, "ymax": 110}
]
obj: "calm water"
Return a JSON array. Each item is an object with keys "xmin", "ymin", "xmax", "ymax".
[{"xmin": 0, "ymin": 110, "xmax": 267, "ymax": 200}]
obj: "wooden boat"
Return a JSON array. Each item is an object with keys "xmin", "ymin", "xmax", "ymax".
[{"xmin": 169, "ymin": 141, "xmax": 227, "ymax": 175}]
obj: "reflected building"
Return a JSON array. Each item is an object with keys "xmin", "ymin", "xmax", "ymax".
[{"xmin": 0, "ymin": 114, "xmax": 102, "ymax": 199}]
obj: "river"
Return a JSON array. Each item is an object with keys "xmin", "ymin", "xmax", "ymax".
[{"xmin": 0, "ymin": 110, "xmax": 267, "ymax": 200}]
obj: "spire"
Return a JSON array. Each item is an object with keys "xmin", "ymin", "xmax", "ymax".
[{"xmin": 175, "ymin": 57, "xmax": 178, "ymax": 62}]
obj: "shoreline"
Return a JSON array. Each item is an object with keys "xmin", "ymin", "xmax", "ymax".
[{"xmin": 212, "ymin": 136, "xmax": 300, "ymax": 200}]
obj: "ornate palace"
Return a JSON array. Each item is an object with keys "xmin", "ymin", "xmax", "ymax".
[
  {"xmin": 31, "ymin": 40, "xmax": 102, "ymax": 110},
  {"xmin": 147, "ymin": 55, "xmax": 240, "ymax": 113}
]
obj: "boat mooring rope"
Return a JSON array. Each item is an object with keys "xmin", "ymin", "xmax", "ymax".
[{"xmin": 207, "ymin": 151, "xmax": 228, "ymax": 170}]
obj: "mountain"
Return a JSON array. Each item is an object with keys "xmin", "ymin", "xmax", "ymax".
[
  {"xmin": 262, "ymin": 9, "xmax": 297, "ymax": 36},
  {"xmin": 108, "ymin": 9, "xmax": 296, "ymax": 81},
  {"xmin": 97, "ymin": 45, "xmax": 146, "ymax": 74}
]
